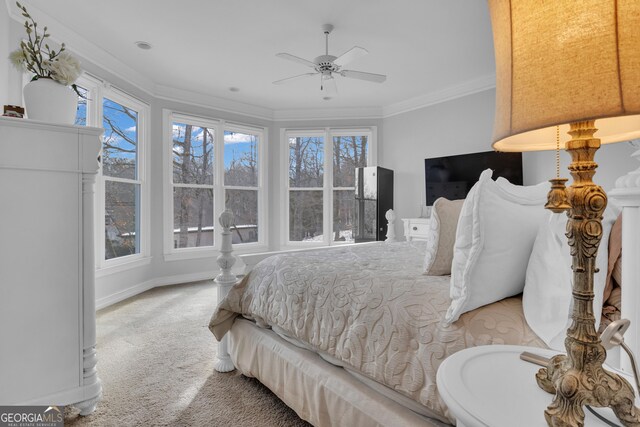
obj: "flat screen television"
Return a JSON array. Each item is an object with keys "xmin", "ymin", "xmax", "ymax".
[{"xmin": 424, "ymin": 150, "xmax": 523, "ymax": 206}]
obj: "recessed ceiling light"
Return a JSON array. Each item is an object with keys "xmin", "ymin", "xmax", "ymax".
[
  {"xmin": 135, "ymin": 41, "xmax": 152, "ymax": 50},
  {"xmin": 229, "ymin": 87, "xmax": 240, "ymax": 92}
]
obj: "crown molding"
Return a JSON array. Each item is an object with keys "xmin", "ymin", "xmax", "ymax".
[
  {"xmin": 154, "ymin": 84, "xmax": 274, "ymax": 122},
  {"xmin": 382, "ymin": 74, "xmax": 496, "ymax": 118},
  {"xmin": 272, "ymin": 106, "xmax": 383, "ymax": 122},
  {"xmin": 155, "ymin": 84, "xmax": 383, "ymax": 122}
]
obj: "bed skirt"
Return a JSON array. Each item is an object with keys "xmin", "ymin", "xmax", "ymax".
[{"xmin": 228, "ymin": 318, "xmax": 450, "ymax": 427}]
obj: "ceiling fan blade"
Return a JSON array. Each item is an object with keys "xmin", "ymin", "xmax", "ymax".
[
  {"xmin": 322, "ymin": 77, "xmax": 338, "ymax": 95},
  {"xmin": 276, "ymin": 53, "xmax": 317, "ymax": 69},
  {"xmin": 273, "ymin": 73, "xmax": 318, "ymax": 85},
  {"xmin": 334, "ymin": 46, "xmax": 368, "ymax": 66},
  {"xmin": 340, "ymin": 69, "xmax": 387, "ymax": 83}
]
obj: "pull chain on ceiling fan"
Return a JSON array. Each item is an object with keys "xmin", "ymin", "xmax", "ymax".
[{"xmin": 273, "ymin": 24, "xmax": 387, "ymax": 96}]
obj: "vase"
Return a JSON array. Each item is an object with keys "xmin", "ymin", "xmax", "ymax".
[{"xmin": 23, "ymin": 78, "xmax": 78, "ymax": 125}]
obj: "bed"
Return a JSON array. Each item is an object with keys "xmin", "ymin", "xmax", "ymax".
[
  {"xmin": 209, "ymin": 168, "xmax": 630, "ymax": 426},
  {"xmin": 210, "ymin": 240, "xmax": 548, "ymax": 425}
]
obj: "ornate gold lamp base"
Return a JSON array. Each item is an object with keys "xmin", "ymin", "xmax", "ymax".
[{"xmin": 535, "ymin": 121, "xmax": 640, "ymax": 426}]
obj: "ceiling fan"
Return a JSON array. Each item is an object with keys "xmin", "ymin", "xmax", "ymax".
[{"xmin": 273, "ymin": 24, "xmax": 387, "ymax": 95}]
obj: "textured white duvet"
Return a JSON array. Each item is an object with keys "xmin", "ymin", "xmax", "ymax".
[{"xmin": 210, "ymin": 241, "xmax": 545, "ymax": 423}]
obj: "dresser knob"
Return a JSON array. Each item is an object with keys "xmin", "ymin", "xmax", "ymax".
[{"xmin": 412, "ymin": 226, "xmax": 418, "ymax": 231}]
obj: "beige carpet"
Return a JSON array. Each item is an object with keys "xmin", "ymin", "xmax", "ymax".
[{"xmin": 65, "ymin": 281, "xmax": 309, "ymax": 427}]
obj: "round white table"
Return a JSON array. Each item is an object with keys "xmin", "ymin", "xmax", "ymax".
[{"xmin": 436, "ymin": 345, "xmax": 634, "ymax": 427}]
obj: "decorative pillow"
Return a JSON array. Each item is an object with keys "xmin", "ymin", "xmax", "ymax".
[
  {"xmin": 423, "ymin": 198, "xmax": 465, "ymax": 276},
  {"xmin": 601, "ymin": 212, "xmax": 622, "ymax": 334},
  {"xmin": 600, "ymin": 287, "xmax": 622, "ymax": 334},
  {"xmin": 522, "ymin": 206, "xmax": 619, "ymax": 350},
  {"xmin": 604, "ymin": 214, "xmax": 622, "ymax": 302},
  {"xmin": 444, "ymin": 169, "xmax": 549, "ymax": 325}
]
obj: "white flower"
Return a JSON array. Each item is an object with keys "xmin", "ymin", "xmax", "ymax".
[
  {"xmin": 46, "ymin": 52, "xmax": 82, "ymax": 86},
  {"xmin": 9, "ymin": 49, "xmax": 27, "ymax": 72},
  {"xmin": 11, "ymin": 3, "xmax": 82, "ymax": 84}
]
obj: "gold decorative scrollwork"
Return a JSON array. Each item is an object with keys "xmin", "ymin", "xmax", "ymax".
[{"xmin": 538, "ymin": 121, "xmax": 640, "ymax": 427}]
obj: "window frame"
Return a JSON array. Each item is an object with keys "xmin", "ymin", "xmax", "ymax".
[
  {"xmin": 281, "ymin": 127, "xmax": 377, "ymax": 248},
  {"xmin": 162, "ymin": 110, "xmax": 267, "ymax": 261},
  {"xmin": 73, "ymin": 74, "xmax": 151, "ymax": 273},
  {"xmin": 98, "ymin": 86, "xmax": 150, "ymax": 270},
  {"xmin": 223, "ymin": 123, "xmax": 264, "ymax": 248}
]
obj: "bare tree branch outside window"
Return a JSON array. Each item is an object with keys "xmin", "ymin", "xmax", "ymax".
[
  {"xmin": 172, "ymin": 123, "xmax": 214, "ymax": 249},
  {"xmin": 287, "ymin": 134, "xmax": 368, "ymax": 243},
  {"xmin": 103, "ymin": 98, "xmax": 140, "ymax": 259}
]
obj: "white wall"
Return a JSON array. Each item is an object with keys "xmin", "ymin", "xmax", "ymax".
[
  {"xmin": 382, "ymin": 90, "xmax": 496, "ymax": 236},
  {"xmin": 0, "ymin": 1, "xmax": 10, "ymax": 103},
  {"xmin": 6, "ymin": 14, "xmax": 24, "ymax": 105},
  {"xmin": 523, "ymin": 143, "xmax": 638, "ymax": 194},
  {"xmin": 381, "ymin": 88, "xmax": 640, "ymax": 238}
]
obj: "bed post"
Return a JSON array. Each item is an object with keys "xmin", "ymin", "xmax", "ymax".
[
  {"xmin": 385, "ymin": 209, "xmax": 397, "ymax": 242},
  {"xmin": 214, "ymin": 209, "xmax": 237, "ymax": 373},
  {"xmin": 609, "ymin": 141, "xmax": 640, "ymax": 374}
]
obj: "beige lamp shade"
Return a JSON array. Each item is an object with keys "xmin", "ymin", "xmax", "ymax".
[{"xmin": 488, "ymin": 0, "xmax": 640, "ymax": 152}]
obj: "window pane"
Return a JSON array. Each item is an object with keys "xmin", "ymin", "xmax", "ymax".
[
  {"xmin": 354, "ymin": 200, "xmax": 378, "ymax": 241},
  {"xmin": 289, "ymin": 190, "xmax": 323, "ymax": 242},
  {"xmin": 289, "ymin": 136, "xmax": 324, "ymax": 188},
  {"xmin": 173, "ymin": 123, "xmax": 214, "ymax": 185},
  {"xmin": 225, "ymin": 189, "xmax": 258, "ymax": 244},
  {"xmin": 105, "ymin": 180, "xmax": 140, "ymax": 260},
  {"xmin": 173, "ymin": 187, "xmax": 214, "ymax": 249},
  {"xmin": 333, "ymin": 135, "xmax": 368, "ymax": 187},
  {"xmin": 224, "ymin": 131, "xmax": 258, "ymax": 187},
  {"xmin": 103, "ymin": 98, "xmax": 138, "ymax": 180},
  {"xmin": 333, "ymin": 190, "xmax": 355, "ymax": 243},
  {"xmin": 74, "ymin": 86, "xmax": 88, "ymax": 126}
]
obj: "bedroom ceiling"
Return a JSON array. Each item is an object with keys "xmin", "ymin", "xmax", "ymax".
[{"xmin": 15, "ymin": 0, "xmax": 496, "ymax": 115}]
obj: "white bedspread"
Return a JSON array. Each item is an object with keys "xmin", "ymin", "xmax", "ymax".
[{"xmin": 210, "ymin": 241, "xmax": 545, "ymax": 423}]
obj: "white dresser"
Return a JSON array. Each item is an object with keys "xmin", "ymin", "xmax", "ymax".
[
  {"xmin": 402, "ymin": 217, "xmax": 431, "ymax": 241},
  {"xmin": 0, "ymin": 117, "xmax": 102, "ymax": 414}
]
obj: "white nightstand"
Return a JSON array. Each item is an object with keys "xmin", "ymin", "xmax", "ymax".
[
  {"xmin": 436, "ymin": 345, "xmax": 631, "ymax": 427},
  {"xmin": 402, "ymin": 217, "xmax": 431, "ymax": 241}
]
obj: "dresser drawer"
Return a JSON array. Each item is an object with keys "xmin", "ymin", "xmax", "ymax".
[{"xmin": 402, "ymin": 218, "xmax": 431, "ymax": 241}]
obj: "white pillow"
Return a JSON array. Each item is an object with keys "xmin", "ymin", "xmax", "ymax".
[
  {"xmin": 523, "ymin": 206, "xmax": 619, "ymax": 350},
  {"xmin": 445, "ymin": 169, "xmax": 549, "ymax": 324}
]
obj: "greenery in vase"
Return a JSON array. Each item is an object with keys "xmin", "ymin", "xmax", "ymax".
[{"xmin": 9, "ymin": 1, "xmax": 82, "ymax": 91}]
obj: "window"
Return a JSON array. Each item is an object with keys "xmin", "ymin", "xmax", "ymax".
[
  {"xmin": 332, "ymin": 134, "xmax": 369, "ymax": 242},
  {"xmin": 284, "ymin": 128, "xmax": 376, "ymax": 246},
  {"xmin": 102, "ymin": 97, "xmax": 142, "ymax": 259},
  {"xmin": 288, "ymin": 133, "xmax": 324, "ymax": 242},
  {"xmin": 224, "ymin": 129, "xmax": 260, "ymax": 244},
  {"xmin": 73, "ymin": 75, "xmax": 149, "ymax": 267},
  {"xmin": 164, "ymin": 111, "xmax": 265, "ymax": 258},
  {"xmin": 74, "ymin": 86, "xmax": 88, "ymax": 126},
  {"xmin": 171, "ymin": 120, "xmax": 215, "ymax": 249}
]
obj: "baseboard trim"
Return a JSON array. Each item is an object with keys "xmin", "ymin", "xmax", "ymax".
[{"xmin": 95, "ymin": 271, "xmax": 216, "ymax": 310}]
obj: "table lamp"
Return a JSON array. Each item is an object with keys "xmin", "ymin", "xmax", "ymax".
[{"xmin": 487, "ymin": 1, "xmax": 640, "ymax": 425}]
